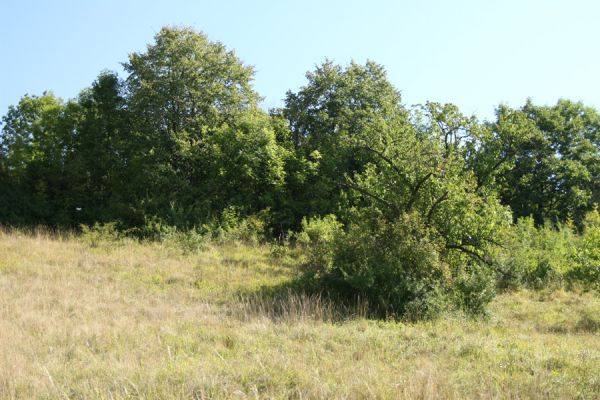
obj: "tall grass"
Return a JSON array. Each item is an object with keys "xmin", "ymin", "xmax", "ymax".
[
  {"xmin": 1, "ymin": 229, "xmax": 600, "ymax": 399},
  {"xmin": 235, "ymin": 290, "xmax": 370, "ymax": 323}
]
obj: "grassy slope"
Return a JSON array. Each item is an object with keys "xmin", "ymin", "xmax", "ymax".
[{"xmin": 1, "ymin": 231, "xmax": 600, "ymax": 399}]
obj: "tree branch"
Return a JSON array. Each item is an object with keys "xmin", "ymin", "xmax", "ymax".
[
  {"xmin": 445, "ymin": 244, "xmax": 493, "ymax": 266},
  {"xmin": 353, "ymin": 142, "xmax": 408, "ymax": 180},
  {"xmin": 336, "ymin": 179, "xmax": 399, "ymax": 214},
  {"xmin": 426, "ymin": 190, "xmax": 448, "ymax": 224},
  {"xmin": 406, "ymin": 172, "xmax": 433, "ymax": 210}
]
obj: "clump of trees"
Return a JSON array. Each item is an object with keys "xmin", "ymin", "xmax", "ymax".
[{"xmin": 1, "ymin": 27, "xmax": 599, "ymax": 318}]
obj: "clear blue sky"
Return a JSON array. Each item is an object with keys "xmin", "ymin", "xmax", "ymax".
[{"xmin": 1, "ymin": 0, "xmax": 599, "ymax": 121}]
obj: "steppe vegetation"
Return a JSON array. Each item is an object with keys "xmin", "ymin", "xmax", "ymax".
[{"xmin": 1, "ymin": 229, "xmax": 600, "ymax": 399}]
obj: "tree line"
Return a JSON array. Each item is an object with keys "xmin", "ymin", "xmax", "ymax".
[{"xmin": 1, "ymin": 27, "xmax": 599, "ymax": 316}]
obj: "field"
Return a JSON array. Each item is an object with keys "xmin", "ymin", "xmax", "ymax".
[{"xmin": 1, "ymin": 230, "xmax": 600, "ymax": 399}]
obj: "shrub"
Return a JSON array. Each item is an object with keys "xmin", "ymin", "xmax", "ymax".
[
  {"xmin": 168, "ymin": 230, "xmax": 208, "ymax": 254},
  {"xmin": 494, "ymin": 218, "xmax": 575, "ymax": 289},
  {"xmin": 301, "ymin": 213, "xmax": 456, "ymax": 319},
  {"xmin": 296, "ymin": 214, "xmax": 343, "ymax": 273},
  {"xmin": 568, "ymin": 209, "xmax": 600, "ymax": 287},
  {"xmin": 453, "ymin": 265, "xmax": 496, "ymax": 316},
  {"xmin": 205, "ymin": 208, "xmax": 269, "ymax": 245},
  {"xmin": 80, "ymin": 222, "xmax": 121, "ymax": 247}
]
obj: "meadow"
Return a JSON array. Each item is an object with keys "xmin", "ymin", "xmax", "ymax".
[{"xmin": 1, "ymin": 229, "xmax": 600, "ymax": 399}]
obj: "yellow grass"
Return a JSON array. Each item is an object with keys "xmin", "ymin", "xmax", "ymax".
[{"xmin": 1, "ymin": 229, "xmax": 600, "ymax": 399}]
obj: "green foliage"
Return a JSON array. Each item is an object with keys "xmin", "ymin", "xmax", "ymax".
[
  {"xmin": 80, "ymin": 222, "xmax": 121, "ymax": 247},
  {"xmin": 495, "ymin": 210, "xmax": 600, "ymax": 290},
  {"xmin": 494, "ymin": 218, "xmax": 576, "ymax": 289},
  {"xmin": 0, "ymin": 93, "xmax": 73, "ymax": 225},
  {"xmin": 297, "ymin": 214, "xmax": 343, "ymax": 273},
  {"xmin": 201, "ymin": 112, "xmax": 287, "ymax": 215},
  {"xmin": 569, "ymin": 209, "xmax": 600, "ymax": 286},
  {"xmin": 494, "ymin": 100, "xmax": 600, "ymax": 227},
  {"xmin": 324, "ymin": 213, "xmax": 450, "ymax": 319},
  {"xmin": 1, "ymin": 26, "xmax": 600, "ymax": 320},
  {"xmin": 166, "ymin": 230, "xmax": 208, "ymax": 254},
  {"xmin": 295, "ymin": 98, "xmax": 512, "ymax": 318},
  {"xmin": 453, "ymin": 265, "xmax": 497, "ymax": 316},
  {"xmin": 280, "ymin": 60, "xmax": 409, "ymax": 222},
  {"xmin": 205, "ymin": 208, "xmax": 269, "ymax": 245},
  {"xmin": 121, "ymin": 28, "xmax": 288, "ymax": 228}
]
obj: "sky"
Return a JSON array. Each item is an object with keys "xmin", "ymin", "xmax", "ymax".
[{"xmin": 1, "ymin": 0, "xmax": 599, "ymax": 121}]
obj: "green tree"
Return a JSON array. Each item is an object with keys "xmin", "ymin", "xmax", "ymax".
[
  {"xmin": 64, "ymin": 71, "xmax": 134, "ymax": 225},
  {"xmin": 280, "ymin": 60, "xmax": 410, "ymax": 221},
  {"xmin": 187, "ymin": 111, "xmax": 287, "ymax": 222},
  {"xmin": 302, "ymin": 102, "xmax": 511, "ymax": 317},
  {"xmin": 496, "ymin": 100, "xmax": 600, "ymax": 227},
  {"xmin": 122, "ymin": 26, "xmax": 284, "ymax": 226},
  {"xmin": 0, "ymin": 93, "xmax": 74, "ymax": 225}
]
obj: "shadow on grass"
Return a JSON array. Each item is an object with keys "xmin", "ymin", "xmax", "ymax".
[{"xmin": 231, "ymin": 276, "xmax": 372, "ymax": 323}]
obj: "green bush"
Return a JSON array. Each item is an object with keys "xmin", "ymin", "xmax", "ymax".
[
  {"xmin": 133, "ymin": 208, "xmax": 270, "ymax": 252},
  {"xmin": 296, "ymin": 206, "xmax": 506, "ymax": 319},
  {"xmin": 494, "ymin": 218, "xmax": 575, "ymax": 289},
  {"xmin": 297, "ymin": 214, "xmax": 344, "ymax": 274},
  {"xmin": 80, "ymin": 222, "xmax": 121, "ymax": 247},
  {"xmin": 204, "ymin": 208, "xmax": 269, "ymax": 245},
  {"xmin": 301, "ymin": 213, "xmax": 455, "ymax": 319},
  {"xmin": 453, "ymin": 265, "xmax": 496, "ymax": 316},
  {"xmin": 568, "ymin": 209, "xmax": 600, "ymax": 287}
]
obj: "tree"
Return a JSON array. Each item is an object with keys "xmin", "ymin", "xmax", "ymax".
[
  {"xmin": 184, "ymin": 111, "xmax": 287, "ymax": 223},
  {"xmin": 495, "ymin": 100, "xmax": 600, "ymax": 227},
  {"xmin": 122, "ymin": 26, "xmax": 283, "ymax": 226},
  {"xmin": 280, "ymin": 60, "xmax": 410, "ymax": 221},
  {"xmin": 124, "ymin": 27, "xmax": 259, "ymax": 136},
  {"xmin": 0, "ymin": 92, "xmax": 74, "ymax": 225},
  {"xmin": 64, "ymin": 71, "xmax": 133, "ymax": 225},
  {"xmin": 302, "ymin": 102, "xmax": 511, "ymax": 317}
]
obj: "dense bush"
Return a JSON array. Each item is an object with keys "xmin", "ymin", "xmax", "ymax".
[
  {"xmin": 299, "ymin": 213, "xmax": 499, "ymax": 318},
  {"xmin": 80, "ymin": 222, "xmax": 121, "ymax": 247},
  {"xmin": 494, "ymin": 210, "xmax": 600, "ymax": 290},
  {"xmin": 494, "ymin": 218, "xmax": 576, "ymax": 289},
  {"xmin": 569, "ymin": 209, "xmax": 600, "ymax": 286},
  {"xmin": 326, "ymin": 213, "xmax": 450, "ymax": 319},
  {"xmin": 296, "ymin": 214, "xmax": 343, "ymax": 273}
]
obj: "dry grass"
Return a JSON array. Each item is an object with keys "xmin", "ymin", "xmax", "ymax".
[{"xmin": 1, "ymin": 229, "xmax": 600, "ymax": 399}]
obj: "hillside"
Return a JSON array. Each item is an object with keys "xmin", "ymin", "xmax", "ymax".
[{"xmin": 1, "ymin": 230, "xmax": 599, "ymax": 399}]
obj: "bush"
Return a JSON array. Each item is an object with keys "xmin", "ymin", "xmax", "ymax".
[
  {"xmin": 204, "ymin": 208, "xmax": 269, "ymax": 245},
  {"xmin": 80, "ymin": 222, "xmax": 121, "ymax": 247},
  {"xmin": 300, "ymin": 213, "xmax": 458, "ymax": 319},
  {"xmin": 130, "ymin": 207, "xmax": 270, "ymax": 252},
  {"xmin": 453, "ymin": 265, "xmax": 496, "ymax": 316},
  {"xmin": 296, "ymin": 209, "xmax": 505, "ymax": 319},
  {"xmin": 568, "ymin": 209, "xmax": 600, "ymax": 287},
  {"xmin": 494, "ymin": 218, "xmax": 575, "ymax": 289},
  {"xmin": 296, "ymin": 214, "xmax": 343, "ymax": 273}
]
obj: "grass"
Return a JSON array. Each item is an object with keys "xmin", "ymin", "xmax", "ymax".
[{"xmin": 1, "ymin": 229, "xmax": 600, "ymax": 399}]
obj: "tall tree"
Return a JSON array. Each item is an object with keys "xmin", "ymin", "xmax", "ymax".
[
  {"xmin": 280, "ymin": 60, "xmax": 410, "ymax": 221},
  {"xmin": 496, "ymin": 100, "xmax": 600, "ymax": 227},
  {"xmin": 304, "ymin": 101, "xmax": 511, "ymax": 316},
  {"xmin": 65, "ymin": 71, "xmax": 133, "ymax": 224},
  {"xmin": 0, "ymin": 93, "xmax": 74, "ymax": 225},
  {"xmin": 122, "ymin": 27, "xmax": 283, "ymax": 226}
]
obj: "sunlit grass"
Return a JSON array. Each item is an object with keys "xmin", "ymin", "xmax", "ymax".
[{"xmin": 1, "ymin": 229, "xmax": 599, "ymax": 399}]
